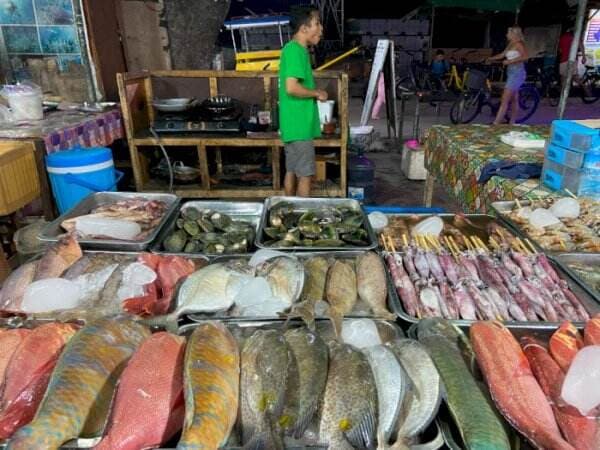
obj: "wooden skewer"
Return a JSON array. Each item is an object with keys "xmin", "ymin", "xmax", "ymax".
[
  {"xmin": 525, "ymin": 238, "xmax": 538, "ymax": 255},
  {"xmin": 475, "ymin": 236, "xmax": 490, "ymax": 252},
  {"xmin": 388, "ymin": 236, "xmax": 397, "ymax": 254},
  {"xmin": 463, "ymin": 235, "xmax": 473, "ymax": 251},
  {"xmin": 421, "ymin": 235, "xmax": 430, "ymax": 251},
  {"xmin": 515, "ymin": 198, "xmax": 522, "ymax": 210},
  {"xmin": 470, "ymin": 235, "xmax": 481, "ymax": 251},
  {"xmin": 382, "ymin": 235, "xmax": 389, "ymax": 252},
  {"xmin": 560, "ymin": 239, "xmax": 568, "ymax": 251},
  {"xmin": 516, "ymin": 238, "xmax": 532, "ymax": 255},
  {"xmin": 489, "ymin": 237, "xmax": 500, "ymax": 250},
  {"xmin": 564, "ymin": 188, "xmax": 578, "ymax": 199},
  {"xmin": 402, "ymin": 234, "xmax": 409, "ymax": 248},
  {"xmin": 449, "ymin": 236, "xmax": 461, "ymax": 255},
  {"xmin": 427, "ymin": 235, "xmax": 441, "ymax": 252}
]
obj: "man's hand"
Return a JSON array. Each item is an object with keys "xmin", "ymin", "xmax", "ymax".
[{"xmin": 315, "ymin": 89, "xmax": 328, "ymax": 101}]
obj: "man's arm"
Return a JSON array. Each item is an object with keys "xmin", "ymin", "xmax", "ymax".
[{"xmin": 286, "ymin": 77, "xmax": 328, "ymax": 101}]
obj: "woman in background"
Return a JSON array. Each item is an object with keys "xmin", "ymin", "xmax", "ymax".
[{"xmin": 487, "ymin": 26, "xmax": 529, "ymax": 125}]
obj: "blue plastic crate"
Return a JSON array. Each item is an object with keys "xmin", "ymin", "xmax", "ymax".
[
  {"xmin": 545, "ymin": 142, "xmax": 600, "ymax": 170},
  {"xmin": 551, "ymin": 120, "xmax": 600, "ymax": 152},
  {"xmin": 541, "ymin": 159, "xmax": 600, "ymax": 198}
]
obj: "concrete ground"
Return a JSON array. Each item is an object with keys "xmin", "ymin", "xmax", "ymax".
[{"xmin": 348, "ymin": 95, "xmax": 600, "ymax": 212}]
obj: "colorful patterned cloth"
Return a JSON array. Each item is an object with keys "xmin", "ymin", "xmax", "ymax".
[
  {"xmin": 424, "ymin": 124, "xmax": 554, "ymax": 213},
  {"xmin": 0, "ymin": 109, "xmax": 123, "ymax": 154}
]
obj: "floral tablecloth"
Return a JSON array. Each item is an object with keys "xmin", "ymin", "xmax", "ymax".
[
  {"xmin": 424, "ymin": 124, "xmax": 554, "ymax": 213},
  {"xmin": 0, "ymin": 109, "xmax": 123, "ymax": 154}
]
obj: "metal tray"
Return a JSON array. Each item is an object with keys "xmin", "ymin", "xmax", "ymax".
[
  {"xmin": 551, "ymin": 253, "xmax": 600, "ymax": 303},
  {"xmin": 39, "ymin": 192, "xmax": 180, "ymax": 251},
  {"xmin": 182, "ymin": 251, "xmax": 401, "ymax": 323},
  {"xmin": 491, "ymin": 200, "xmax": 600, "ymax": 255},
  {"xmin": 256, "ymin": 197, "xmax": 377, "ymax": 251},
  {"xmin": 387, "ymin": 251, "xmax": 600, "ymax": 330},
  {"xmin": 151, "ymin": 200, "xmax": 263, "ymax": 257}
]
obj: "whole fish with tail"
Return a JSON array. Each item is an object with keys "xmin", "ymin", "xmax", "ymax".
[
  {"xmin": 177, "ymin": 322, "xmax": 240, "ymax": 449},
  {"xmin": 288, "ymin": 256, "xmax": 330, "ymax": 329},
  {"xmin": 7, "ymin": 318, "xmax": 150, "ymax": 450},
  {"xmin": 417, "ymin": 318, "xmax": 510, "ymax": 450}
]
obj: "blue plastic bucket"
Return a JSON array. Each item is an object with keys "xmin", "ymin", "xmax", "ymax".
[{"xmin": 46, "ymin": 147, "xmax": 123, "ymax": 214}]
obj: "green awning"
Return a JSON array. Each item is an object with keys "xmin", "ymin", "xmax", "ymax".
[{"xmin": 428, "ymin": 0, "xmax": 523, "ymax": 12}]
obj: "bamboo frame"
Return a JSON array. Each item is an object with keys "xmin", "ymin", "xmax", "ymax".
[{"xmin": 116, "ymin": 70, "xmax": 348, "ymax": 198}]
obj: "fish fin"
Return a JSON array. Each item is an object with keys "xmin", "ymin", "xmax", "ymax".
[
  {"xmin": 436, "ymin": 419, "xmax": 461, "ymax": 450},
  {"xmin": 329, "ymin": 307, "xmax": 344, "ymax": 339},
  {"xmin": 377, "ymin": 429, "xmax": 387, "ymax": 450},
  {"xmin": 242, "ymin": 429, "xmax": 282, "ymax": 450},
  {"xmin": 344, "ymin": 406, "xmax": 376, "ymax": 449},
  {"xmin": 283, "ymin": 300, "xmax": 316, "ymax": 330},
  {"xmin": 292, "ymin": 396, "xmax": 319, "ymax": 439},
  {"xmin": 409, "ymin": 422, "xmax": 444, "ymax": 450}
]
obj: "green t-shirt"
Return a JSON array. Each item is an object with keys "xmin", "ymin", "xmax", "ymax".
[{"xmin": 278, "ymin": 40, "xmax": 321, "ymax": 143}]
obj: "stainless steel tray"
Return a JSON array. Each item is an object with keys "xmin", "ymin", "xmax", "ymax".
[
  {"xmin": 39, "ymin": 192, "xmax": 180, "ymax": 251},
  {"xmin": 491, "ymin": 200, "xmax": 600, "ymax": 255},
  {"xmin": 151, "ymin": 200, "xmax": 263, "ymax": 257},
  {"xmin": 551, "ymin": 253, "xmax": 600, "ymax": 303},
  {"xmin": 387, "ymin": 251, "xmax": 600, "ymax": 330},
  {"xmin": 256, "ymin": 197, "xmax": 377, "ymax": 251},
  {"xmin": 183, "ymin": 251, "xmax": 401, "ymax": 323}
]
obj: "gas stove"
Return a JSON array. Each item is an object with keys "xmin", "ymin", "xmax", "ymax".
[{"xmin": 151, "ymin": 96, "xmax": 243, "ymax": 134}]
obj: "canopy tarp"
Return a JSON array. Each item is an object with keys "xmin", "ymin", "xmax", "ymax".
[{"xmin": 428, "ymin": 0, "xmax": 523, "ymax": 12}]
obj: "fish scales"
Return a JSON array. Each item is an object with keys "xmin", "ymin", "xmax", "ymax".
[
  {"xmin": 417, "ymin": 319, "xmax": 510, "ymax": 450},
  {"xmin": 7, "ymin": 319, "xmax": 150, "ymax": 450},
  {"xmin": 326, "ymin": 260, "xmax": 357, "ymax": 337},
  {"xmin": 177, "ymin": 322, "xmax": 240, "ymax": 449},
  {"xmin": 357, "ymin": 252, "xmax": 394, "ymax": 319}
]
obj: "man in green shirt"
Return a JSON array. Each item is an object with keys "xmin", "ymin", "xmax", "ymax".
[{"xmin": 279, "ymin": 7, "xmax": 327, "ymax": 197}]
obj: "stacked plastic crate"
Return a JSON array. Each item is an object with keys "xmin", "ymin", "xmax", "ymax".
[{"xmin": 541, "ymin": 120, "xmax": 600, "ymax": 198}]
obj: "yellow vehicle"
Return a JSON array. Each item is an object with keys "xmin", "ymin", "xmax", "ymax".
[{"xmin": 224, "ymin": 15, "xmax": 290, "ymax": 71}]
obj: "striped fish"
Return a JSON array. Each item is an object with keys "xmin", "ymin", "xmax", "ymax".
[
  {"xmin": 417, "ymin": 318, "xmax": 510, "ymax": 450},
  {"xmin": 176, "ymin": 322, "xmax": 240, "ymax": 449},
  {"xmin": 7, "ymin": 319, "xmax": 150, "ymax": 450}
]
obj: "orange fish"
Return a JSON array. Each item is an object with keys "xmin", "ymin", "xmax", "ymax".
[
  {"xmin": 584, "ymin": 314, "xmax": 600, "ymax": 346},
  {"xmin": 7, "ymin": 319, "xmax": 150, "ymax": 450},
  {"xmin": 0, "ymin": 329, "xmax": 30, "ymax": 383},
  {"xmin": 0, "ymin": 323, "xmax": 77, "ymax": 439},
  {"xmin": 177, "ymin": 322, "xmax": 240, "ymax": 449},
  {"xmin": 33, "ymin": 235, "xmax": 82, "ymax": 281},
  {"xmin": 549, "ymin": 321, "xmax": 584, "ymax": 372}
]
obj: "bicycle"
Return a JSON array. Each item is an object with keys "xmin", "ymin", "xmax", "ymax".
[
  {"xmin": 527, "ymin": 55, "xmax": 560, "ymax": 107},
  {"xmin": 449, "ymin": 67, "xmax": 540, "ymax": 124},
  {"xmin": 579, "ymin": 64, "xmax": 600, "ymax": 104}
]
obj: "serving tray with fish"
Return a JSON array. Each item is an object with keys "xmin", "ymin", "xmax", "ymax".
[
  {"xmin": 179, "ymin": 251, "xmax": 400, "ymax": 326},
  {"xmin": 152, "ymin": 201, "xmax": 263, "ymax": 256},
  {"xmin": 39, "ymin": 192, "xmax": 179, "ymax": 251},
  {"xmin": 257, "ymin": 197, "xmax": 377, "ymax": 251},
  {"xmin": 492, "ymin": 198, "xmax": 600, "ymax": 254},
  {"xmin": 176, "ymin": 318, "xmax": 443, "ymax": 450},
  {"xmin": 384, "ymin": 233, "xmax": 599, "ymax": 330},
  {"xmin": 551, "ymin": 253, "xmax": 600, "ymax": 303}
]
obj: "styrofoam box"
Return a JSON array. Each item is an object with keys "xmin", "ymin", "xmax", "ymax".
[
  {"xmin": 551, "ymin": 120, "xmax": 600, "ymax": 152},
  {"xmin": 401, "ymin": 144, "xmax": 427, "ymax": 180}
]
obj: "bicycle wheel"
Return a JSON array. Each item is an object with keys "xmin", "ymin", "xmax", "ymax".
[
  {"xmin": 396, "ymin": 76, "xmax": 415, "ymax": 96},
  {"xmin": 580, "ymin": 75, "xmax": 600, "ymax": 104},
  {"xmin": 505, "ymin": 85, "xmax": 539, "ymax": 124},
  {"xmin": 450, "ymin": 91, "xmax": 481, "ymax": 124},
  {"xmin": 548, "ymin": 83, "xmax": 560, "ymax": 107}
]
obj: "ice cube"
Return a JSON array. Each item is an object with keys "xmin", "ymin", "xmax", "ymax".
[
  {"xmin": 529, "ymin": 208, "xmax": 560, "ymax": 228},
  {"xmin": 22, "ymin": 278, "xmax": 82, "ymax": 313},
  {"xmin": 561, "ymin": 345, "xmax": 600, "ymax": 416},
  {"xmin": 239, "ymin": 296, "xmax": 288, "ymax": 316},
  {"xmin": 341, "ymin": 319, "xmax": 381, "ymax": 349},
  {"xmin": 233, "ymin": 277, "xmax": 272, "ymax": 308},
  {"xmin": 121, "ymin": 262, "xmax": 157, "ymax": 285},
  {"xmin": 75, "ymin": 216, "xmax": 141, "ymax": 240}
]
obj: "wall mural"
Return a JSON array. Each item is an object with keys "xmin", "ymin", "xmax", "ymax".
[{"xmin": 0, "ymin": 0, "xmax": 82, "ymax": 76}]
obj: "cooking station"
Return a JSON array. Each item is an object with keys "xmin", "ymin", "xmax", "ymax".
[{"xmin": 117, "ymin": 70, "xmax": 348, "ymax": 198}]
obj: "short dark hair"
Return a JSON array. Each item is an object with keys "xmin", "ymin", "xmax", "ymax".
[
  {"xmin": 436, "ymin": 49, "xmax": 445, "ymax": 56},
  {"xmin": 290, "ymin": 6, "xmax": 319, "ymax": 34}
]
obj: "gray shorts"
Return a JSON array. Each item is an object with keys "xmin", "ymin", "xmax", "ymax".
[{"xmin": 284, "ymin": 140, "xmax": 315, "ymax": 177}]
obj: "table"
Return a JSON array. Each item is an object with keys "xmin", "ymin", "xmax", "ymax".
[
  {"xmin": 0, "ymin": 109, "xmax": 123, "ymax": 154},
  {"xmin": 423, "ymin": 124, "xmax": 553, "ymax": 213}
]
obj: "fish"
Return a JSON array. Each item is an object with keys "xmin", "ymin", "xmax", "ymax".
[
  {"xmin": 176, "ymin": 264, "xmax": 236, "ymax": 315},
  {"xmin": 470, "ymin": 321, "xmax": 573, "ymax": 450},
  {"xmin": 33, "ymin": 235, "xmax": 82, "ymax": 281},
  {"xmin": 357, "ymin": 252, "xmax": 395, "ymax": 319},
  {"xmin": 417, "ymin": 318, "xmax": 510, "ymax": 450},
  {"xmin": 0, "ymin": 329, "xmax": 30, "ymax": 384},
  {"xmin": 0, "ymin": 262, "xmax": 38, "ymax": 311},
  {"xmin": 122, "ymin": 254, "xmax": 196, "ymax": 316},
  {"xmin": 256, "ymin": 256, "xmax": 304, "ymax": 307},
  {"xmin": 282, "ymin": 327, "xmax": 328, "ymax": 439},
  {"xmin": 240, "ymin": 329, "xmax": 292, "ymax": 449},
  {"xmin": 177, "ymin": 322, "xmax": 239, "ymax": 449},
  {"xmin": 96, "ymin": 332, "xmax": 185, "ymax": 450},
  {"xmin": 584, "ymin": 314, "xmax": 600, "ymax": 345},
  {"xmin": 0, "ymin": 323, "xmax": 77, "ymax": 440},
  {"xmin": 386, "ymin": 254, "xmax": 419, "ymax": 318},
  {"xmin": 319, "ymin": 342, "xmax": 377, "ymax": 450},
  {"xmin": 326, "ymin": 260, "xmax": 358, "ymax": 337},
  {"xmin": 363, "ymin": 344, "xmax": 406, "ymax": 446},
  {"xmin": 549, "ymin": 321, "xmax": 584, "ymax": 372},
  {"xmin": 522, "ymin": 336, "xmax": 599, "ymax": 450},
  {"xmin": 7, "ymin": 319, "xmax": 150, "ymax": 450},
  {"xmin": 386, "ymin": 338, "xmax": 441, "ymax": 447},
  {"xmin": 288, "ymin": 257, "xmax": 330, "ymax": 329}
]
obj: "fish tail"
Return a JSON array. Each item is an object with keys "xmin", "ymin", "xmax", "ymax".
[
  {"xmin": 329, "ymin": 307, "xmax": 344, "ymax": 339},
  {"xmin": 284, "ymin": 301, "xmax": 316, "ymax": 330}
]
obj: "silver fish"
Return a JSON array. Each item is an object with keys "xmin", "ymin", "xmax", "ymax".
[
  {"xmin": 256, "ymin": 256, "xmax": 305, "ymax": 307},
  {"xmin": 386, "ymin": 338, "xmax": 442, "ymax": 447},
  {"xmin": 363, "ymin": 344, "xmax": 407, "ymax": 446},
  {"xmin": 319, "ymin": 342, "xmax": 377, "ymax": 450}
]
